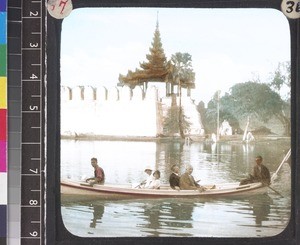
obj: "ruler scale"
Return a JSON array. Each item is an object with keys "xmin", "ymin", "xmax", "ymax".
[
  {"xmin": 21, "ymin": 0, "xmax": 44, "ymax": 244},
  {"xmin": 7, "ymin": 0, "xmax": 22, "ymax": 242}
]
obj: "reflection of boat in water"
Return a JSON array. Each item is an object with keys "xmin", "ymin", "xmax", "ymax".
[
  {"xmin": 248, "ymin": 194, "xmax": 273, "ymax": 226},
  {"xmin": 89, "ymin": 204, "xmax": 105, "ymax": 228},
  {"xmin": 61, "ymin": 179, "xmax": 267, "ymax": 201}
]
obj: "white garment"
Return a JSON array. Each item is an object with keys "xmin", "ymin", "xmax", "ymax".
[
  {"xmin": 144, "ymin": 175, "xmax": 154, "ymax": 188},
  {"xmin": 146, "ymin": 179, "xmax": 161, "ymax": 189}
]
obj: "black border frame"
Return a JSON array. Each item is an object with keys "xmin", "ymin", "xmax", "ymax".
[{"xmin": 46, "ymin": 0, "xmax": 300, "ymax": 244}]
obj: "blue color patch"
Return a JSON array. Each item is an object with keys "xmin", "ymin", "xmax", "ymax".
[
  {"xmin": 0, "ymin": 12, "xmax": 6, "ymax": 44},
  {"xmin": 0, "ymin": 205, "xmax": 6, "ymax": 237},
  {"xmin": 0, "ymin": 0, "xmax": 6, "ymax": 12}
]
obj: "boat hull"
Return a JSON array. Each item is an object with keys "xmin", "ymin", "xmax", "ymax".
[{"xmin": 61, "ymin": 179, "xmax": 267, "ymax": 201}]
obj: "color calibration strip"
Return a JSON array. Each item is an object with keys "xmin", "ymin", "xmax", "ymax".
[{"xmin": 0, "ymin": 0, "xmax": 7, "ymax": 242}]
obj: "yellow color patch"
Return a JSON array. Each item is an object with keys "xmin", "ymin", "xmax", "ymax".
[{"xmin": 0, "ymin": 77, "xmax": 7, "ymax": 109}]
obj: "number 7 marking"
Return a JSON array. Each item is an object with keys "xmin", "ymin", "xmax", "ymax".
[{"xmin": 59, "ymin": 0, "xmax": 69, "ymax": 14}]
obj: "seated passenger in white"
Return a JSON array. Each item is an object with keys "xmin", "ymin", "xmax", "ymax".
[
  {"xmin": 145, "ymin": 170, "xmax": 161, "ymax": 189},
  {"xmin": 138, "ymin": 166, "xmax": 154, "ymax": 188}
]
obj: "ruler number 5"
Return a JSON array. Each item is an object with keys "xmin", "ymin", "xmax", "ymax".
[
  {"xmin": 30, "ymin": 231, "xmax": 38, "ymax": 237},
  {"xmin": 29, "ymin": 105, "xmax": 39, "ymax": 111}
]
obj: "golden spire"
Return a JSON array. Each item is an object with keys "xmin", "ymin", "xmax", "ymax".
[{"xmin": 156, "ymin": 11, "xmax": 159, "ymax": 29}]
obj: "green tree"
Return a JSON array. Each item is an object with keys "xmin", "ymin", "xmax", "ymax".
[
  {"xmin": 205, "ymin": 92, "xmax": 240, "ymax": 134},
  {"xmin": 268, "ymin": 62, "xmax": 291, "ymax": 135},
  {"xmin": 269, "ymin": 61, "xmax": 291, "ymax": 101},
  {"xmin": 220, "ymin": 82, "xmax": 290, "ymax": 136},
  {"xmin": 170, "ymin": 52, "xmax": 195, "ymax": 90},
  {"xmin": 197, "ymin": 101, "xmax": 209, "ymax": 133},
  {"xmin": 163, "ymin": 104, "xmax": 191, "ymax": 137}
]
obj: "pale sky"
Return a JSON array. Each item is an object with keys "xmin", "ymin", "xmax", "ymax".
[{"xmin": 60, "ymin": 7, "xmax": 290, "ymax": 105}]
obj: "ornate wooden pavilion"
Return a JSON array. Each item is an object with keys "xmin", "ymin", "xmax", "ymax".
[{"xmin": 118, "ymin": 21, "xmax": 195, "ymax": 97}]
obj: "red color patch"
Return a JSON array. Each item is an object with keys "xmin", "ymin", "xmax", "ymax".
[{"xmin": 0, "ymin": 109, "xmax": 6, "ymax": 141}]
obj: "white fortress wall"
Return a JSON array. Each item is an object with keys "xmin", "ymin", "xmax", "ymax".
[
  {"xmin": 61, "ymin": 85, "xmax": 159, "ymax": 137},
  {"xmin": 180, "ymin": 95, "xmax": 205, "ymax": 135},
  {"xmin": 61, "ymin": 85, "xmax": 204, "ymax": 137},
  {"xmin": 61, "ymin": 86, "xmax": 97, "ymax": 135}
]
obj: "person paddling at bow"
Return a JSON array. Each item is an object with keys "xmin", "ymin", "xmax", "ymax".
[
  {"xmin": 239, "ymin": 155, "xmax": 270, "ymax": 186},
  {"xmin": 86, "ymin": 157, "xmax": 105, "ymax": 185}
]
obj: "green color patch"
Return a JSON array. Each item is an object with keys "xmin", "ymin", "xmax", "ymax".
[{"xmin": 0, "ymin": 45, "xmax": 6, "ymax": 76}]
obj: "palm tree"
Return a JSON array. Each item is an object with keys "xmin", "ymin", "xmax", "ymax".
[{"xmin": 169, "ymin": 52, "xmax": 195, "ymax": 138}]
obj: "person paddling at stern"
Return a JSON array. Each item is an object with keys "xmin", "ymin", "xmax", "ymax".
[{"xmin": 239, "ymin": 155, "xmax": 270, "ymax": 186}]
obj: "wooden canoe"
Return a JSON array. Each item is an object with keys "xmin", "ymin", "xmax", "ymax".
[{"xmin": 61, "ymin": 179, "xmax": 267, "ymax": 201}]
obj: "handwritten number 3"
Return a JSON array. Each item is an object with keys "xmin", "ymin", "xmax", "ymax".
[
  {"xmin": 286, "ymin": 1, "xmax": 294, "ymax": 13},
  {"xmin": 286, "ymin": 1, "xmax": 300, "ymax": 13}
]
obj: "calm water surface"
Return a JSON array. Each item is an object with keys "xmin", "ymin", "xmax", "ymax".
[{"xmin": 61, "ymin": 139, "xmax": 291, "ymax": 237}]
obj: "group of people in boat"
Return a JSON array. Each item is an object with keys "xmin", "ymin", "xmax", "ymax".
[
  {"xmin": 85, "ymin": 155, "xmax": 271, "ymax": 189},
  {"xmin": 137, "ymin": 164, "xmax": 206, "ymax": 190},
  {"xmin": 169, "ymin": 164, "xmax": 206, "ymax": 191}
]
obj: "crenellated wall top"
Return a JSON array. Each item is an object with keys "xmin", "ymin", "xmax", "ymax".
[{"xmin": 61, "ymin": 85, "xmax": 159, "ymax": 101}]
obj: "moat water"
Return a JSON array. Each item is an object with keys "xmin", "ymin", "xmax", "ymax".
[{"xmin": 61, "ymin": 139, "xmax": 291, "ymax": 237}]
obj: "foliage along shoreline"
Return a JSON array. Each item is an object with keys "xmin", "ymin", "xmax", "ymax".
[{"xmin": 61, "ymin": 134, "xmax": 290, "ymax": 143}]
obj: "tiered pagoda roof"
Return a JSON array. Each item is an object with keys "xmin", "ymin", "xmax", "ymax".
[{"xmin": 119, "ymin": 22, "xmax": 171, "ymax": 88}]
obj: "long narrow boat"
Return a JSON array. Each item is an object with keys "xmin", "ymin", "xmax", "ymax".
[{"xmin": 61, "ymin": 179, "xmax": 267, "ymax": 201}]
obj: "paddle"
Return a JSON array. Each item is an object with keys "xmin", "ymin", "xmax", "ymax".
[
  {"xmin": 270, "ymin": 149, "xmax": 291, "ymax": 183},
  {"xmin": 133, "ymin": 180, "xmax": 146, "ymax": 189},
  {"xmin": 266, "ymin": 149, "xmax": 291, "ymax": 198},
  {"xmin": 134, "ymin": 183, "xmax": 142, "ymax": 189},
  {"xmin": 267, "ymin": 185, "xmax": 284, "ymax": 198}
]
